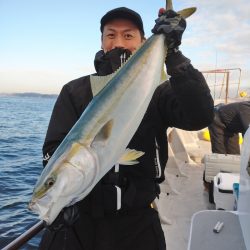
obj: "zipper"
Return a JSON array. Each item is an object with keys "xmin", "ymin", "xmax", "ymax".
[
  {"xmin": 155, "ymin": 138, "xmax": 162, "ymax": 178},
  {"xmin": 120, "ymin": 52, "xmax": 126, "ymax": 65}
]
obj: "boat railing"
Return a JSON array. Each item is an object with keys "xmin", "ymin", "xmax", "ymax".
[
  {"xmin": 1, "ymin": 220, "xmax": 44, "ymax": 250},
  {"xmin": 202, "ymin": 68, "xmax": 242, "ymax": 104}
]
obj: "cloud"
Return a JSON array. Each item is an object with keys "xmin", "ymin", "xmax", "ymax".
[{"xmin": 181, "ymin": 0, "xmax": 250, "ymax": 91}]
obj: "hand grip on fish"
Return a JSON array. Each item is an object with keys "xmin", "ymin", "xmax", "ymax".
[{"xmin": 152, "ymin": 1, "xmax": 196, "ymax": 51}]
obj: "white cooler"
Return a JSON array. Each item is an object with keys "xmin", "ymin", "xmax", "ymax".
[
  {"xmin": 204, "ymin": 153, "xmax": 240, "ymax": 183},
  {"xmin": 213, "ymin": 172, "xmax": 240, "ymax": 210}
]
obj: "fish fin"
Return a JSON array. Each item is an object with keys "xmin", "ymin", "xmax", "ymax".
[
  {"xmin": 166, "ymin": 0, "xmax": 173, "ymax": 11},
  {"xmin": 166, "ymin": 0, "xmax": 196, "ymax": 19},
  {"xmin": 90, "ymin": 74, "xmax": 115, "ymax": 96},
  {"xmin": 161, "ymin": 66, "xmax": 168, "ymax": 83},
  {"xmin": 118, "ymin": 148, "xmax": 145, "ymax": 165},
  {"xmin": 177, "ymin": 7, "xmax": 196, "ymax": 19},
  {"xmin": 90, "ymin": 52, "xmax": 135, "ymax": 97},
  {"xmin": 91, "ymin": 119, "xmax": 114, "ymax": 146}
]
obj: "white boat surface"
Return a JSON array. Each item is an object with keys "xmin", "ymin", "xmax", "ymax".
[
  {"xmin": 157, "ymin": 129, "xmax": 214, "ymax": 249},
  {"xmin": 158, "ymin": 123, "xmax": 250, "ymax": 250}
]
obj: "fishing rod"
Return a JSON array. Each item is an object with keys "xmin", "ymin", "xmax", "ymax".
[{"xmin": 1, "ymin": 220, "xmax": 44, "ymax": 250}]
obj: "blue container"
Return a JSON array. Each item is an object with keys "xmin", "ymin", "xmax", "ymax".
[{"xmin": 233, "ymin": 183, "xmax": 240, "ymax": 210}]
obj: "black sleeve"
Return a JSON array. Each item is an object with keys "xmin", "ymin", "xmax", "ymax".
[
  {"xmin": 42, "ymin": 85, "xmax": 79, "ymax": 166},
  {"xmin": 240, "ymin": 101, "xmax": 250, "ymax": 135},
  {"xmin": 42, "ymin": 76, "xmax": 93, "ymax": 167},
  {"xmin": 156, "ymin": 51, "xmax": 214, "ymax": 130}
]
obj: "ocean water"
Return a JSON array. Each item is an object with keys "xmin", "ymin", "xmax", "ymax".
[{"xmin": 0, "ymin": 95, "xmax": 57, "ymax": 249}]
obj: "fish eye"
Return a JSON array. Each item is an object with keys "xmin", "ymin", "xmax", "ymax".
[{"xmin": 45, "ymin": 176, "xmax": 56, "ymax": 188}]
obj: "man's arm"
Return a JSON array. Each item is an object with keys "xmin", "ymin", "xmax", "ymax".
[
  {"xmin": 152, "ymin": 9, "xmax": 214, "ymax": 130},
  {"xmin": 156, "ymin": 51, "xmax": 214, "ymax": 130},
  {"xmin": 42, "ymin": 76, "xmax": 93, "ymax": 166},
  {"xmin": 42, "ymin": 84, "xmax": 79, "ymax": 166}
]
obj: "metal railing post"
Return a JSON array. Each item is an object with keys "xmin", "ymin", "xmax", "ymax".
[{"xmin": 1, "ymin": 221, "xmax": 44, "ymax": 250}]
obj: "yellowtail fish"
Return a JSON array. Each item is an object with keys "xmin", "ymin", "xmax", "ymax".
[{"xmin": 28, "ymin": 0, "xmax": 196, "ymax": 225}]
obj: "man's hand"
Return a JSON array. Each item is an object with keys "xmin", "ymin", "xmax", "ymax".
[
  {"xmin": 46, "ymin": 204, "xmax": 79, "ymax": 232},
  {"xmin": 151, "ymin": 9, "xmax": 186, "ymax": 49}
]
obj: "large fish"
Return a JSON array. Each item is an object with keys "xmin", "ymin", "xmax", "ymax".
[{"xmin": 28, "ymin": 1, "xmax": 196, "ymax": 225}]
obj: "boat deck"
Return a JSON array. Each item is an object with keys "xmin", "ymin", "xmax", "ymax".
[{"xmin": 158, "ymin": 136, "xmax": 215, "ymax": 249}]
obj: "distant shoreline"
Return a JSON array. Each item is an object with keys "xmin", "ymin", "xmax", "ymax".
[{"xmin": 0, "ymin": 92, "xmax": 58, "ymax": 98}]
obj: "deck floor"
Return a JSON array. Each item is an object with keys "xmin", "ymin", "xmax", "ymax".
[{"xmin": 158, "ymin": 139, "xmax": 215, "ymax": 249}]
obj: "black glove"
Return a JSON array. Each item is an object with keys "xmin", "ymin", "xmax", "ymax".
[
  {"xmin": 94, "ymin": 48, "xmax": 132, "ymax": 76},
  {"xmin": 151, "ymin": 10, "xmax": 186, "ymax": 49},
  {"xmin": 46, "ymin": 204, "xmax": 79, "ymax": 232}
]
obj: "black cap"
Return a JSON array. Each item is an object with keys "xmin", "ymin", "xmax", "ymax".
[{"xmin": 100, "ymin": 7, "xmax": 144, "ymax": 36}]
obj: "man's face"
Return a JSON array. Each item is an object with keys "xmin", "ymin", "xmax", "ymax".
[{"xmin": 101, "ymin": 19, "xmax": 143, "ymax": 53}]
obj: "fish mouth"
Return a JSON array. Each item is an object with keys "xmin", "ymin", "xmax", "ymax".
[
  {"xmin": 28, "ymin": 188, "xmax": 69, "ymax": 225},
  {"xmin": 28, "ymin": 195, "xmax": 53, "ymax": 223},
  {"xmin": 28, "ymin": 200, "xmax": 51, "ymax": 224},
  {"xmin": 28, "ymin": 200, "xmax": 36, "ymax": 211}
]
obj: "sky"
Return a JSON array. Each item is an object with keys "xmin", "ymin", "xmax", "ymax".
[{"xmin": 0, "ymin": 0, "xmax": 249, "ymax": 94}]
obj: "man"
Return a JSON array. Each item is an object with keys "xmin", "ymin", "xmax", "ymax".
[
  {"xmin": 208, "ymin": 101, "xmax": 250, "ymax": 155},
  {"xmin": 39, "ymin": 7, "xmax": 214, "ymax": 250}
]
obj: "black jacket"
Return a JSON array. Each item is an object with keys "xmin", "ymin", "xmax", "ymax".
[
  {"xmin": 43, "ymin": 48, "xmax": 214, "ymax": 212},
  {"xmin": 218, "ymin": 101, "xmax": 250, "ymax": 135}
]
